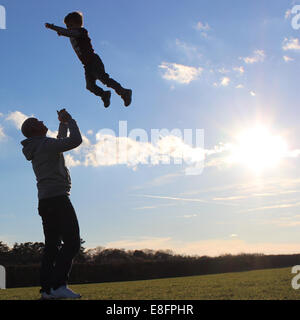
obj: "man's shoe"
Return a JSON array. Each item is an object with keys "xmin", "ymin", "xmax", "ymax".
[
  {"xmin": 121, "ymin": 89, "xmax": 132, "ymax": 107},
  {"xmin": 101, "ymin": 91, "xmax": 111, "ymax": 108},
  {"xmin": 40, "ymin": 289, "xmax": 54, "ymax": 300},
  {"xmin": 51, "ymin": 285, "xmax": 81, "ymax": 299}
]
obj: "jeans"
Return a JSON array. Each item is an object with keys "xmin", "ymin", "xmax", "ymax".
[
  {"xmin": 38, "ymin": 195, "xmax": 80, "ymax": 292},
  {"xmin": 84, "ymin": 54, "xmax": 125, "ymax": 97}
]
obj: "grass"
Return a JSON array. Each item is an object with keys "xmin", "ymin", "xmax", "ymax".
[{"xmin": 0, "ymin": 267, "xmax": 300, "ymax": 300}]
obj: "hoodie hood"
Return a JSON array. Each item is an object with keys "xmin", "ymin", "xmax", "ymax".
[{"xmin": 21, "ymin": 137, "xmax": 45, "ymax": 161}]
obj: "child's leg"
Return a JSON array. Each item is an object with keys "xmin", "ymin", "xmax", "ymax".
[
  {"xmin": 92, "ymin": 55, "xmax": 126, "ymax": 95},
  {"xmin": 85, "ymin": 70, "xmax": 106, "ymax": 97}
]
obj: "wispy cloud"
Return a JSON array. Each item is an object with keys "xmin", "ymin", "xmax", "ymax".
[
  {"xmin": 242, "ymin": 50, "xmax": 266, "ymax": 64},
  {"xmin": 283, "ymin": 55, "xmax": 294, "ymax": 62},
  {"xmin": 194, "ymin": 21, "xmax": 211, "ymax": 37},
  {"xmin": 175, "ymin": 39, "xmax": 202, "ymax": 60},
  {"xmin": 233, "ymin": 66, "xmax": 244, "ymax": 74},
  {"xmin": 282, "ymin": 37, "xmax": 300, "ymax": 51},
  {"xmin": 285, "ymin": 8, "xmax": 292, "ymax": 19},
  {"xmin": 0, "ymin": 126, "xmax": 6, "ymax": 140},
  {"xmin": 213, "ymin": 77, "xmax": 230, "ymax": 87},
  {"xmin": 159, "ymin": 62, "xmax": 203, "ymax": 84}
]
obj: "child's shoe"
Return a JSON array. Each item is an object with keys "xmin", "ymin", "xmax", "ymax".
[
  {"xmin": 101, "ymin": 91, "xmax": 111, "ymax": 108},
  {"xmin": 121, "ymin": 89, "xmax": 132, "ymax": 107}
]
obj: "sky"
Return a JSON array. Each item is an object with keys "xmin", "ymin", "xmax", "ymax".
[{"xmin": 1, "ymin": 0, "xmax": 300, "ymax": 256}]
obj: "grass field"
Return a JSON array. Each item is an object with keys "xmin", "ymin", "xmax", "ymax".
[{"xmin": 0, "ymin": 267, "xmax": 299, "ymax": 300}]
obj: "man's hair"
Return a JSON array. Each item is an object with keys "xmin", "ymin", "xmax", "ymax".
[
  {"xmin": 64, "ymin": 11, "xmax": 83, "ymax": 26},
  {"xmin": 21, "ymin": 118, "xmax": 36, "ymax": 138}
]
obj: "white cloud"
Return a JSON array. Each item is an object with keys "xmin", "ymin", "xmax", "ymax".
[
  {"xmin": 214, "ymin": 77, "xmax": 230, "ymax": 87},
  {"xmin": 250, "ymin": 91, "xmax": 256, "ymax": 96},
  {"xmin": 194, "ymin": 21, "xmax": 210, "ymax": 37},
  {"xmin": 242, "ymin": 50, "xmax": 266, "ymax": 64},
  {"xmin": 0, "ymin": 126, "xmax": 6, "ymax": 140},
  {"xmin": 159, "ymin": 62, "xmax": 203, "ymax": 84},
  {"xmin": 283, "ymin": 55, "xmax": 294, "ymax": 62},
  {"xmin": 220, "ymin": 77, "xmax": 230, "ymax": 87},
  {"xmin": 285, "ymin": 9, "xmax": 292, "ymax": 19},
  {"xmin": 233, "ymin": 66, "xmax": 244, "ymax": 74},
  {"xmin": 73, "ymin": 133, "xmax": 206, "ymax": 169},
  {"xmin": 6, "ymin": 111, "xmax": 29, "ymax": 129},
  {"xmin": 195, "ymin": 21, "xmax": 210, "ymax": 31},
  {"xmin": 6, "ymin": 110, "xmax": 58, "ymax": 138},
  {"xmin": 282, "ymin": 37, "xmax": 300, "ymax": 51},
  {"xmin": 175, "ymin": 39, "xmax": 202, "ymax": 59}
]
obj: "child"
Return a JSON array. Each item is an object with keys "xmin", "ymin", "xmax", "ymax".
[{"xmin": 45, "ymin": 12, "xmax": 132, "ymax": 108}]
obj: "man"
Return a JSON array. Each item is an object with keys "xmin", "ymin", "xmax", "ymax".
[{"xmin": 21, "ymin": 109, "xmax": 82, "ymax": 299}]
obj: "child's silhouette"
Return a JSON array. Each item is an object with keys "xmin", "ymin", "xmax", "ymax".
[{"xmin": 45, "ymin": 12, "xmax": 132, "ymax": 108}]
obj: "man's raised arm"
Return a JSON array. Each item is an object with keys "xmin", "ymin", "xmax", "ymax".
[{"xmin": 45, "ymin": 110, "xmax": 82, "ymax": 153}]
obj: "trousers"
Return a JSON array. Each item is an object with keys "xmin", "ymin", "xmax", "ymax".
[
  {"xmin": 38, "ymin": 195, "xmax": 80, "ymax": 291},
  {"xmin": 84, "ymin": 54, "xmax": 125, "ymax": 97}
]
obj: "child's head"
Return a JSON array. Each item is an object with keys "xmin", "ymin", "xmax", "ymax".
[{"xmin": 64, "ymin": 11, "xmax": 83, "ymax": 28}]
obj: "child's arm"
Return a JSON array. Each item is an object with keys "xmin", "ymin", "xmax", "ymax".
[{"xmin": 45, "ymin": 23, "xmax": 81, "ymax": 38}]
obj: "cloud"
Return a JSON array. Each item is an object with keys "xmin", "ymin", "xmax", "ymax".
[
  {"xmin": 285, "ymin": 9, "xmax": 292, "ymax": 19},
  {"xmin": 250, "ymin": 91, "xmax": 256, "ymax": 96},
  {"xmin": 282, "ymin": 37, "xmax": 300, "ymax": 51},
  {"xmin": 233, "ymin": 66, "xmax": 244, "ymax": 74},
  {"xmin": 242, "ymin": 50, "xmax": 266, "ymax": 64},
  {"xmin": 6, "ymin": 111, "xmax": 57, "ymax": 138},
  {"xmin": 6, "ymin": 111, "xmax": 29, "ymax": 129},
  {"xmin": 220, "ymin": 77, "xmax": 230, "ymax": 87},
  {"xmin": 283, "ymin": 55, "xmax": 294, "ymax": 62},
  {"xmin": 175, "ymin": 39, "xmax": 202, "ymax": 60},
  {"xmin": 159, "ymin": 62, "xmax": 203, "ymax": 84},
  {"xmin": 243, "ymin": 201, "xmax": 300, "ymax": 213},
  {"xmin": 0, "ymin": 126, "xmax": 6, "ymax": 140},
  {"xmin": 213, "ymin": 77, "xmax": 230, "ymax": 88},
  {"xmin": 194, "ymin": 21, "xmax": 210, "ymax": 37}
]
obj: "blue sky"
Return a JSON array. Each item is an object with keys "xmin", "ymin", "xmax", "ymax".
[{"xmin": 1, "ymin": 0, "xmax": 300, "ymax": 256}]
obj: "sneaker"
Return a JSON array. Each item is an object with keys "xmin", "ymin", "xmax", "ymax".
[
  {"xmin": 101, "ymin": 90, "xmax": 111, "ymax": 108},
  {"xmin": 121, "ymin": 89, "xmax": 132, "ymax": 107},
  {"xmin": 40, "ymin": 289, "xmax": 54, "ymax": 300},
  {"xmin": 50, "ymin": 285, "xmax": 81, "ymax": 299}
]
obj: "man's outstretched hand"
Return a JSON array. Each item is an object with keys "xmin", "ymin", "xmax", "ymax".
[{"xmin": 57, "ymin": 109, "xmax": 72, "ymax": 124}]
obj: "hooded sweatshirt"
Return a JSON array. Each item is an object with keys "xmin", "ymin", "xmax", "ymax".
[{"xmin": 21, "ymin": 119, "xmax": 82, "ymax": 200}]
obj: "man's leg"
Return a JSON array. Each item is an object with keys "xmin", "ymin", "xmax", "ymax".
[
  {"xmin": 39, "ymin": 199, "xmax": 62, "ymax": 293},
  {"xmin": 51, "ymin": 196, "xmax": 81, "ymax": 290}
]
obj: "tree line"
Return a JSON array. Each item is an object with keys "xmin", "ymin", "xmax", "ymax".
[{"xmin": 1, "ymin": 240, "xmax": 300, "ymax": 288}]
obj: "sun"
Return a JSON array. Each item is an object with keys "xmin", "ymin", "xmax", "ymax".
[{"xmin": 228, "ymin": 126, "xmax": 288, "ymax": 173}]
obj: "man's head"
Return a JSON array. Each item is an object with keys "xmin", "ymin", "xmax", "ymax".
[
  {"xmin": 64, "ymin": 11, "xmax": 83, "ymax": 29},
  {"xmin": 21, "ymin": 118, "xmax": 48, "ymax": 138}
]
